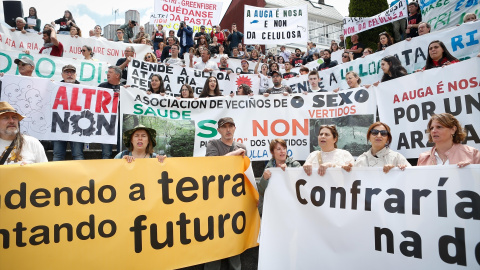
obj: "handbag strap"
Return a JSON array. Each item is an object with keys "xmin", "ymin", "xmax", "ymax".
[{"xmin": 0, "ymin": 139, "xmax": 16, "ymax": 165}]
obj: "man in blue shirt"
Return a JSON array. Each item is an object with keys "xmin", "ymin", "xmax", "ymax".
[{"xmin": 177, "ymin": 21, "xmax": 194, "ymax": 59}]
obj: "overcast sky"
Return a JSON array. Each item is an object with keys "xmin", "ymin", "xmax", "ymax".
[{"xmin": 0, "ymin": 0, "xmax": 393, "ymax": 32}]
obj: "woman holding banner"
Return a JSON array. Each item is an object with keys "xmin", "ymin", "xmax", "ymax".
[
  {"xmin": 199, "ymin": 76, "xmax": 222, "ymax": 97},
  {"xmin": 423, "ymin": 40, "xmax": 459, "ymax": 70},
  {"xmin": 303, "ymin": 125, "xmax": 354, "ymax": 176},
  {"xmin": 379, "ymin": 56, "xmax": 408, "ymax": 82},
  {"xmin": 178, "ymin": 84, "xmax": 194, "ymax": 98},
  {"xmin": 354, "ymin": 122, "xmax": 410, "ymax": 172},
  {"xmin": 377, "ymin": 32, "xmax": 394, "ymax": 52},
  {"xmin": 418, "ymin": 113, "xmax": 480, "ymax": 166},
  {"xmin": 333, "ymin": 71, "xmax": 361, "ymax": 92},
  {"xmin": 114, "ymin": 125, "xmax": 166, "ymax": 163},
  {"xmin": 258, "ymin": 139, "xmax": 301, "ymax": 215},
  {"xmin": 146, "ymin": 74, "xmax": 166, "ymax": 95}
]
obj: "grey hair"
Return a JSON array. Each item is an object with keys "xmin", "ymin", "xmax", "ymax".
[
  {"xmin": 16, "ymin": 17, "xmax": 26, "ymax": 24},
  {"xmin": 126, "ymin": 46, "xmax": 135, "ymax": 53},
  {"xmin": 108, "ymin": 66, "xmax": 122, "ymax": 76}
]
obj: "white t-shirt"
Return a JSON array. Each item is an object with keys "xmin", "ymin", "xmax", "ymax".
[
  {"xmin": 0, "ymin": 135, "xmax": 48, "ymax": 165},
  {"xmin": 304, "ymin": 149, "xmax": 354, "ymax": 167},
  {"xmin": 193, "ymin": 60, "xmax": 219, "ymax": 71}
]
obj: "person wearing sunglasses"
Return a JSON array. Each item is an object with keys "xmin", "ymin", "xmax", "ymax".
[
  {"xmin": 303, "ymin": 125, "xmax": 354, "ymax": 176},
  {"xmin": 81, "ymin": 45, "xmax": 96, "ymax": 61},
  {"xmin": 144, "ymin": 52, "xmax": 157, "ymax": 63},
  {"xmin": 354, "ymin": 122, "xmax": 410, "ymax": 173}
]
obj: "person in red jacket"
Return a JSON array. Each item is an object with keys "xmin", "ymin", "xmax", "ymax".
[{"xmin": 210, "ymin": 25, "xmax": 225, "ymax": 44}]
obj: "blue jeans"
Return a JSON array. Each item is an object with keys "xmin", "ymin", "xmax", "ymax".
[
  {"xmin": 101, "ymin": 144, "xmax": 114, "ymax": 159},
  {"xmin": 53, "ymin": 141, "xmax": 84, "ymax": 161},
  {"xmin": 180, "ymin": 45, "xmax": 193, "ymax": 59}
]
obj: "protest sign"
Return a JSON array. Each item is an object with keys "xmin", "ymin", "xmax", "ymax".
[
  {"xmin": 153, "ymin": 0, "xmax": 223, "ymax": 33},
  {"xmin": 120, "ymin": 87, "xmax": 376, "ymax": 161},
  {"xmin": 0, "ymin": 156, "xmax": 260, "ymax": 269},
  {"xmin": 0, "ymin": 75, "xmax": 118, "ymax": 144},
  {"xmin": 420, "ymin": 0, "xmax": 480, "ymax": 31},
  {"xmin": 316, "ymin": 20, "xmax": 480, "ymax": 91},
  {"xmin": 243, "ymin": 5, "xmax": 308, "ymax": 45},
  {"xmin": 0, "ymin": 24, "xmax": 151, "ymax": 64},
  {"xmin": 258, "ymin": 165, "xmax": 480, "ymax": 269},
  {"xmin": 375, "ymin": 57, "xmax": 480, "ymax": 159},
  {"xmin": 0, "ymin": 49, "xmax": 108, "ymax": 86},
  {"xmin": 343, "ymin": 0, "xmax": 408, "ymax": 37},
  {"xmin": 126, "ymin": 59, "xmax": 259, "ymax": 97}
]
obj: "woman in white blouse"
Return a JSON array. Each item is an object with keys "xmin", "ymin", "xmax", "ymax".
[
  {"xmin": 303, "ymin": 125, "xmax": 354, "ymax": 176},
  {"xmin": 354, "ymin": 122, "xmax": 410, "ymax": 172}
]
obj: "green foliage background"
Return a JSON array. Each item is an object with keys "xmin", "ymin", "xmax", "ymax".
[
  {"xmin": 347, "ymin": 0, "xmax": 394, "ymax": 52},
  {"xmin": 122, "ymin": 114, "xmax": 195, "ymax": 157}
]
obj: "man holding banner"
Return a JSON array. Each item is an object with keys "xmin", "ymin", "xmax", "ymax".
[{"xmin": 205, "ymin": 116, "xmax": 246, "ymax": 269}]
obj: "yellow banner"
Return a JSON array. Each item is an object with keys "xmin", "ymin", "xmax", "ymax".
[{"xmin": 0, "ymin": 156, "xmax": 260, "ymax": 269}]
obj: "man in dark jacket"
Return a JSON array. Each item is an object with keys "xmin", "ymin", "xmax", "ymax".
[{"xmin": 177, "ymin": 21, "xmax": 194, "ymax": 58}]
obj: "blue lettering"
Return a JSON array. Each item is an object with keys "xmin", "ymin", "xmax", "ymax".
[
  {"xmin": 465, "ymin": 30, "xmax": 479, "ymax": 47},
  {"xmin": 451, "ymin": 35, "xmax": 464, "ymax": 52}
]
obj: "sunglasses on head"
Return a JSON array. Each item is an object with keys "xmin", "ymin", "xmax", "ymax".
[{"xmin": 371, "ymin": 129, "xmax": 389, "ymax": 137}]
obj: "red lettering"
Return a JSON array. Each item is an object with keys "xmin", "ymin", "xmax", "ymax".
[
  {"xmin": 70, "ymin": 88, "xmax": 82, "ymax": 111},
  {"xmin": 52, "ymin": 86, "xmax": 69, "ymax": 110},
  {"xmin": 253, "ymin": 120, "xmax": 268, "ymax": 136},
  {"xmin": 82, "ymin": 89, "xmax": 96, "ymax": 110}
]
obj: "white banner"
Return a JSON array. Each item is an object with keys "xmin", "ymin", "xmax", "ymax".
[
  {"xmin": 258, "ymin": 165, "xmax": 480, "ymax": 269},
  {"xmin": 126, "ymin": 59, "xmax": 259, "ymax": 97},
  {"xmin": 0, "ymin": 49, "xmax": 108, "ymax": 86},
  {"xmin": 0, "ymin": 74, "xmax": 118, "ymax": 144},
  {"xmin": 243, "ymin": 5, "xmax": 308, "ymax": 45},
  {"xmin": 343, "ymin": 0, "xmax": 408, "ymax": 37},
  {"xmin": 316, "ymin": 20, "xmax": 480, "ymax": 91},
  {"xmin": 153, "ymin": 0, "xmax": 223, "ymax": 34},
  {"xmin": 420, "ymin": 0, "xmax": 480, "ymax": 31},
  {"xmin": 0, "ymin": 23, "xmax": 151, "ymax": 65},
  {"xmin": 120, "ymin": 87, "xmax": 376, "ymax": 161},
  {"xmin": 375, "ymin": 57, "xmax": 480, "ymax": 159}
]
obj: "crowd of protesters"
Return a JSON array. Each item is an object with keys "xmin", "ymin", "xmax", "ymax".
[{"xmin": 2, "ymin": 4, "xmax": 479, "ymax": 163}]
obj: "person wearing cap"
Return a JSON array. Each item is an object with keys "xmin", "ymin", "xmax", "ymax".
[
  {"xmin": 14, "ymin": 57, "xmax": 35, "ymax": 76},
  {"xmin": 177, "ymin": 21, "xmax": 194, "ymax": 58},
  {"xmin": 205, "ymin": 118, "xmax": 245, "ymax": 270},
  {"xmin": 238, "ymin": 59, "xmax": 252, "ymax": 74},
  {"xmin": 114, "ymin": 125, "xmax": 166, "ymax": 163},
  {"xmin": 10, "ymin": 17, "xmax": 27, "ymax": 34},
  {"xmin": 205, "ymin": 117, "xmax": 246, "ymax": 157},
  {"xmin": 119, "ymin": 20, "xmax": 136, "ymax": 43},
  {"xmin": 189, "ymin": 49, "xmax": 218, "ymax": 72},
  {"xmin": 39, "ymin": 26, "xmax": 63, "ymax": 57},
  {"xmin": 264, "ymin": 71, "xmax": 291, "ymax": 97},
  {"xmin": 0, "ymin": 101, "xmax": 48, "ymax": 165},
  {"xmin": 51, "ymin": 65, "xmax": 84, "ymax": 161},
  {"xmin": 194, "ymin": 25, "xmax": 211, "ymax": 46}
]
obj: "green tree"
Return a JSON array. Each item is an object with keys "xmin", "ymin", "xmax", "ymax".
[{"xmin": 347, "ymin": 0, "xmax": 393, "ymax": 52}]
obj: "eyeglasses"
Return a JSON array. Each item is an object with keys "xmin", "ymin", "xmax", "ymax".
[
  {"xmin": 378, "ymin": 32, "xmax": 387, "ymax": 36},
  {"xmin": 125, "ymin": 50, "xmax": 132, "ymax": 52},
  {"xmin": 81, "ymin": 49, "xmax": 87, "ymax": 52},
  {"xmin": 371, "ymin": 129, "xmax": 389, "ymax": 137},
  {"xmin": 181, "ymin": 89, "xmax": 189, "ymax": 92},
  {"xmin": 63, "ymin": 70, "xmax": 75, "ymax": 74},
  {"xmin": 117, "ymin": 32, "xmax": 123, "ymax": 35},
  {"xmin": 342, "ymin": 55, "xmax": 348, "ymax": 58},
  {"xmin": 18, "ymin": 63, "xmax": 30, "ymax": 67}
]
